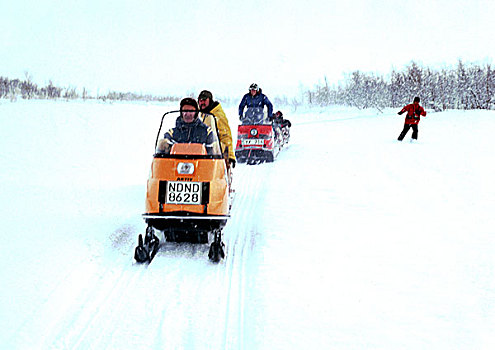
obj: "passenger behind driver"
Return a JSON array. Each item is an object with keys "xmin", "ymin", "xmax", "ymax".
[
  {"xmin": 272, "ymin": 110, "xmax": 291, "ymax": 139},
  {"xmin": 272, "ymin": 111, "xmax": 291, "ymax": 128},
  {"xmin": 198, "ymin": 90, "xmax": 236, "ymax": 168}
]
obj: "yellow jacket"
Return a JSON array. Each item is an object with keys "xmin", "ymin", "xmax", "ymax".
[{"xmin": 200, "ymin": 102, "xmax": 235, "ymax": 161}]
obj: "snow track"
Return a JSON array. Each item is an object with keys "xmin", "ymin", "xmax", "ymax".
[
  {"xmin": 6, "ymin": 165, "xmax": 270, "ymax": 350},
  {"xmin": 222, "ymin": 163, "xmax": 269, "ymax": 349}
]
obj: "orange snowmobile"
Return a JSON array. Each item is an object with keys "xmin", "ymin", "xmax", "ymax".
[{"xmin": 134, "ymin": 110, "xmax": 232, "ymax": 263}]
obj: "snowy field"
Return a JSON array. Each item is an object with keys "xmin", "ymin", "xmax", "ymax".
[{"xmin": 1, "ymin": 99, "xmax": 494, "ymax": 349}]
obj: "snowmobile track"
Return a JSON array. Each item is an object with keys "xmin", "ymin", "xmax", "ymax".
[{"xmin": 221, "ymin": 164, "xmax": 268, "ymax": 349}]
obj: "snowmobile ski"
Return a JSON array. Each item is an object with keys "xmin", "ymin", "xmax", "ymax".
[
  {"xmin": 134, "ymin": 226, "xmax": 160, "ymax": 264},
  {"xmin": 208, "ymin": 229, "xmax": 225, "ymax": 263}
]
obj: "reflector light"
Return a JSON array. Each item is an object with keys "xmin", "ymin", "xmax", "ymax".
[{"xmin": 177, "ymin": 162, "xmax": 194, "ymax": 174}]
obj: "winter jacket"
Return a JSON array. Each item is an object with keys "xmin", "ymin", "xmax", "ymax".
[
  {"xmin": 398, "ymin": 104, "xmax": 427, "ymax": 125},
  {"xmin": 164, "ymin": 116, "xmax": 217, "ymax": 154},
  {"xmin": 238, "ymin": 89, "xmax": 273, "ymax": 120},
  {"xmin": 199, "ymin": 101, "xmax": 235, "ymax": 161}
]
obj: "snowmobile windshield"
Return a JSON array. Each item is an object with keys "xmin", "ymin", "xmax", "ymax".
[
  {"xmin": 154, "ymin": 111, "xmax": 223, "ymax": 159},
  {"xmin": 241, "ymin": 107, "xmax": 270, "ymax": 125}
]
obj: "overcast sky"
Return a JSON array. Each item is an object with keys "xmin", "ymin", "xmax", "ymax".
[{"xmin": 1, "ymin": 0, "xmax": 494, "ymax": 99}]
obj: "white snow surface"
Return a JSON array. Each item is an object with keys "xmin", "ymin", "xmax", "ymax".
[{"xmin": 1, "ymin": 99, "xmax": 494, "ymax": 349}]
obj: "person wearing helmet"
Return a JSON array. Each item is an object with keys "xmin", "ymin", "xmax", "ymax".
[
  {"xmin": 161, "ymin": 97, "xmax": 219, "ymax": 154},
  {"xmin": 238, "ymin": 83, "xmax": 273, "ymax": 124},
  {"xmin": 272, "ymin": 110, "xmax": 291, "ymax": 144},
  {"xmin": 197, "ymin": 90, "xmax": 236, "ymax": 168},
  {"xmin": 397, "ymin": 96, "xmax": 427, "ymax": 141},
  {"xmin": 273, "ymin": 110, "xmax": 291, "ymax": 128}
]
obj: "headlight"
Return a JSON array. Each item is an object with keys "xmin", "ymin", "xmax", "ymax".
[
  {"xmin": 250, "ymin": 128, "xmax": 258, "ymax": 136},
  {"xmin": 177, "ymin": 162, "xmax": 194, "ymax": 175}
]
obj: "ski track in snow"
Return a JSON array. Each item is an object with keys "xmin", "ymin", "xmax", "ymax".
[{"xmin": 222, "ymin": 163, "xmax": 268, "ymax": 350}]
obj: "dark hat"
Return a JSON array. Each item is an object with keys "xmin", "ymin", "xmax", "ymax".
[
  {"xmin": 180, "ymin": 97, "xmax": 198, "ymax": 110},
  {"xmin": 413, "ymin": 96, "xmax": 420, "ymax": 103},
  {"xmin": 198, "ymin": 90, "xmax": 213, "ymax": 101}
]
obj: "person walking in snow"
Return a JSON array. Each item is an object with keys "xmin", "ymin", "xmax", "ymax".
[
  {"xmin": 238, "ymin": 83, "xmax": 273, "ymax": 125},
  {"xmin": 197, "ymin": 90, "xmax": 236, "ymax": 168},
  {"xmin": 397, "ymin": 96, "xmax": 427, "ymax": 141}
]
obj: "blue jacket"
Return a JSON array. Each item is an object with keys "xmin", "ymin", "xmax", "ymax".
[
  {"xmin": 164, "ymin": 116, "xmax": 216, "ymax": 153},
  {"xmin": 238, "ymin": 90, "xmax": 273, "ymax": 119}
]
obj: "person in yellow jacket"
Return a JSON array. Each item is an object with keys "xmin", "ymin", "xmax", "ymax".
[{"xmin": 198, "ymin": 90, "xmax": 236, "ymax": 168}]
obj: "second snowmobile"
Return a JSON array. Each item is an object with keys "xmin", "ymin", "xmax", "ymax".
[{"xmin": 235, "ymin": 107, "xmax": 282, "ymax": 164}]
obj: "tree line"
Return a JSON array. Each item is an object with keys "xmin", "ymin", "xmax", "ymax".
[
  {"xmin": 307, "ymin": 60, "xmax": 494, "ymax": 111},
  {"xmin": 0, "ymin": 74, "xmax": 179, "ymax": 103},
  {"xmin": 3, "ymin": 60, "xmax": 494, "ymax": 111}
]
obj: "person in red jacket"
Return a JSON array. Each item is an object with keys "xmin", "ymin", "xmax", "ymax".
[{"xmin": 397, "ymin": 96, "xmax": 427, "ymax": 141}]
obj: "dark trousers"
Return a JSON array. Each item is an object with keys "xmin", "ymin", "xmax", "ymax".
[{"xmin": 398, "ymin": 124, "xmax": 418, "ymax": 141}]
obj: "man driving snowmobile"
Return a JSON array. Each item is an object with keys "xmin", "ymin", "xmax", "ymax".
[
  {"xmin": 238, "ymin": 83, "xmax": 273, "ymax": 125},
  {"xmin": 158, "ymin": 97, "xmax": 220, "ymax": 154}
]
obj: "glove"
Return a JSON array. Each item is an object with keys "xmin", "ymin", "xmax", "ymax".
[
  {"xmin": 229, "ymin": 158, "xmax": 236, "ymax": 168},
  {"xmin": 398, "ymin": 111, "xmax": 404, "ymax": 115}
]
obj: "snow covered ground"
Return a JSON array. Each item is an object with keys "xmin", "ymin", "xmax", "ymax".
[{"xmin": 1, "ymin": 99, "xmax": 494, "ymax": 349}]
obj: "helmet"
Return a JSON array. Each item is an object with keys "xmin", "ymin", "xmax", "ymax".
[{"xmin": 249, "ymin": 83, "xmax": 259, "ymax": 91}]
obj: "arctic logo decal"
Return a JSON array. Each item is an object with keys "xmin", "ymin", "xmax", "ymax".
[{"xmin": 176, "ymin": 177, "xmax": 193, "ymax": 182}]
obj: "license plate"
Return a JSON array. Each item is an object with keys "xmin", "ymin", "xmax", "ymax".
[
  {"xmin": 242, "ymin": 139, "xmax": 264, "ymax": 146},
  {"xmin": 166, "ymin": 181, "xmax": 202, "ymax": 205}
]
